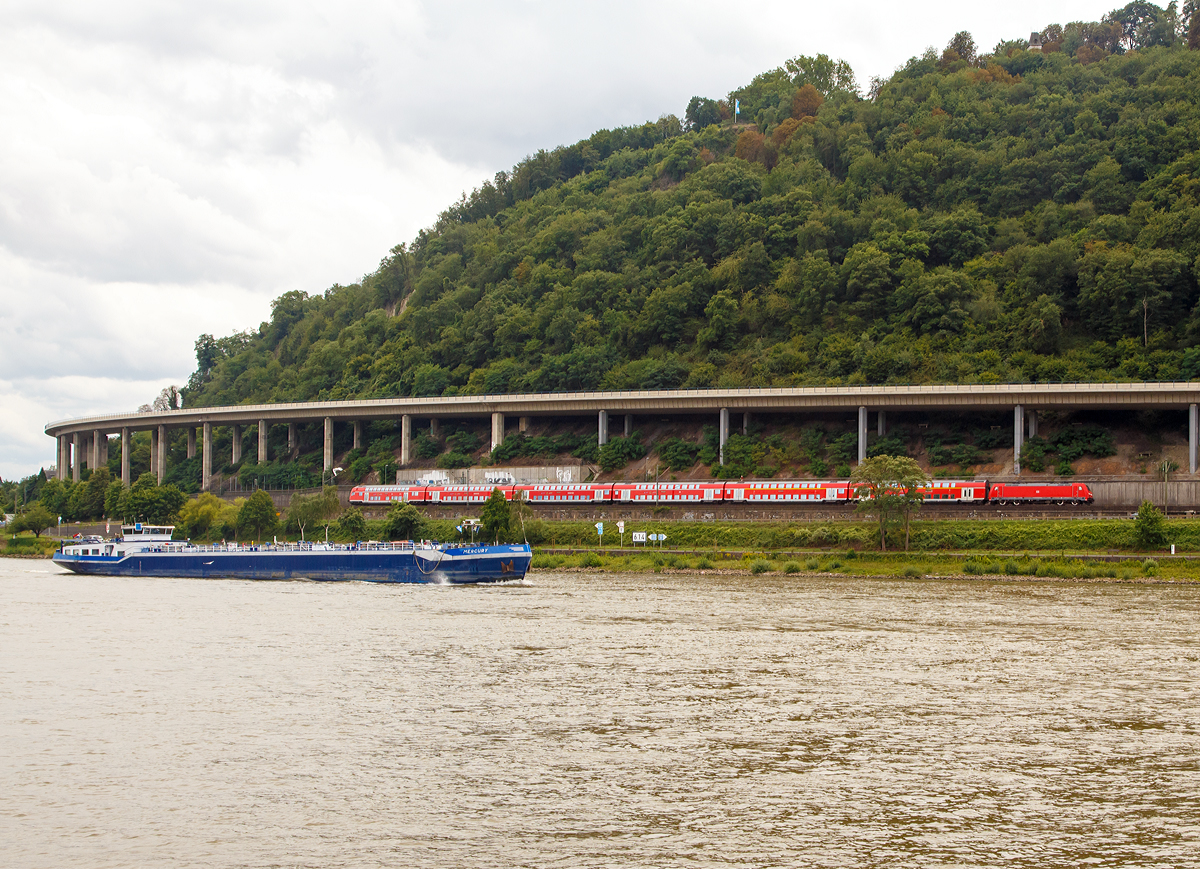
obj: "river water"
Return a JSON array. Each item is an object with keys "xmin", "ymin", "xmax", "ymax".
[{"xmin": 2, "ymin": 559, "xmax": 1198, "ymax": 868}]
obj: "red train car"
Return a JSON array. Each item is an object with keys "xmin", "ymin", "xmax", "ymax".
[
  {"xmin": 723, "ymin": 480, "xmax": 851, "ymax": 502},
  {"xmin": 609, "ymin": 481, "xmax": 725, "ymax": 503},
  {"xmin": 911, "ymin": 480, "xmax": 988, "ymax": 503},
  {"xmin": 986, "ymin": 482, "xmax": 1093, "ymax": 505},
  {"xmin": 349, "ymin": 485, "xmax": 429, "ymax": 504},
  {"xmin": 518, "ymin": 483, "xmax": 613, "ymax": 503}
]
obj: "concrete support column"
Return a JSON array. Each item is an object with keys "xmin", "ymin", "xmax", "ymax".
[
  {"xmin": 121, "ymin": 428, "xmax": 130, "ymax": 486},
  {"xmin": 100, "ymin": 435, "xmax": 109, "ymax": 465},
  {"xmin": 401, "ymin": 415, "xmax": 412, "ymax": 465},
  {"xmin": 91, "ymin": 430, "xmax": 101, "ymax": 470},
  {"xmin": 625, "ymin": 414, "xmax": 633, "ymax": 437},
  {"xmin": 719, "ymin": 408, "xmax": 730, "ymax": 465},
  {"xmin": 1028, "ymin": 410, "xmax": 1038, "ymax": 439},
  {"xmin": 1190, "ymin": 404, "xmax": 1198, "ymax": 474},
  {"xmin": 258, "ymin": 420, "xmax": 268, "ymax": 463},
  {"xmin": 202, "ymin": 423, "xmax": 212, "ymax": 491},
  {"xmin": 430, "ymin": 418, "xmax": 440, "ymax": 439},
  {"xmin": 157, "ymin": 425, "xmax": 167, "ymax": 483},
  {"xmin": 231, "ymin": 424, "xmax": 242, "ymax": 465},
  {"xmin": 57, "ymin": 436, "xmax": 68, "ymax": 480},
  {"xmin": 1014, "ymin": 405, "xmax": 1025, "ymax": 475},
  {"xmin": 743, "ymin": 412, "xmax": 751, "ymax": 436},
  {"xmin": 597, "ymin": 411, "xmax": 608, "ymax": 446},
  {"xmin": 288, "ymin": 423, "xmax": 297, "ymax": 456},
  {"xmin": 150, "ymin": 428, "xmax": 158, "ymax": 479},
  {"xmin": 877, "ymin": 410, "xmax": 886, "ymax": 437},
  {"xmin": 187, "ymin": 428, "xmax": 196, "ymax": 459},
  {"xmin": 323, "ymin": 418, "xmax": 333, "ymax": 472},
  {"xmin": 72, "ymin": 433, "xmax": 80, "ymax": 482},
  {"xmin": 519, "ymin": 416, "xmax": 530, "ymax": 434},
  {"xmin": 353, "ymin": 421, "xmax": 363, "ymax": 450},
  {"xmin": 488, "ymin": 413, "xmax": 504, "ymax": 451},
  {"xmin": 857, "ymin": 406, "xmax": 868, "ymax": 464}
]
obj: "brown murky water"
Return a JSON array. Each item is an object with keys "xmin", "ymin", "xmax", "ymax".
[{"xmin": 2, "ymin": 560, "xmax": 1198, "ymax": 868}]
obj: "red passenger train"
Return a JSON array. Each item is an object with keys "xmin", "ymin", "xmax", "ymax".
[{"xmin": 349, "ymin": 480, "xmax": 1094, "ymax": 507}]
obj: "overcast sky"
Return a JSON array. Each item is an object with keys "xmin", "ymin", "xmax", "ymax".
[{"xmin": 0, "ymin": 0, "xmax": 1109, "ymax": 481}]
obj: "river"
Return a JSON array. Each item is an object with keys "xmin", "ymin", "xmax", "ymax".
[{"xmin": 1, "ymin": 559, "xmax": 1198, "ymax": 867}]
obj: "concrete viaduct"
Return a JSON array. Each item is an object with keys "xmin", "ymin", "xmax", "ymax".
[{"xmin": 44, "ymin": 382, "xmax": 1200, "ymax": 489}]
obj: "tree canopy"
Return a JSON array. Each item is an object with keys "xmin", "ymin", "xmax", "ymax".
[{"xmin": 178, "ymin": 8, "xmax": 1200, "ymax": 418}]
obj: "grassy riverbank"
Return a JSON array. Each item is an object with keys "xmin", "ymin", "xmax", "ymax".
[{"xmin": 532, "ymin": 550, "xmax": 1192, "ymax": 582}]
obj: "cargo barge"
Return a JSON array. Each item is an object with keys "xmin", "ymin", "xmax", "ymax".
[{"xmin": 53, "ymin": 525, "xmax": 531, "ymax": 584}]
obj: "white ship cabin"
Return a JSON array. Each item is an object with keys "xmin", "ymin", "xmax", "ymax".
[
  {"xmin": 62, "ymin": 524, "xmax": 177, "ymax": 558},
  {"xmin": 121, "ymin": 524, "xmax": 176, "ymax": 542}
]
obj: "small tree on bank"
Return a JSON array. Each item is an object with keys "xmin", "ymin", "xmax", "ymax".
[
  {"xmin": 237, "ymin": 490, "xmax": 277, "ymax": 541},
  {"xmin": 480, "ymin": 488, "xmax": 511, "ymax": 543},
  {"xmin": 12, "ymin": 503, "xmax": 55, "ymax": 537},
  {"xmin": 850, "ymin": 454, "xmax": 927, "ymax": 552},
  {"xmin": 1133, "ymin": 499, "xmax": 1167, "ymax": 550},
  {"xmin": 386, "ymin": 501, "xmax": 424, "ymax": 540}
]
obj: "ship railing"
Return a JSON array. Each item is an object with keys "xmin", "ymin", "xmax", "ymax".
[{"xmin": 140, "ymin": 540, "xmax": 433, "ymax": 554}]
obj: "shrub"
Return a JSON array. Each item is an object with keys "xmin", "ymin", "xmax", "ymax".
[
  {"xmin": 1142, "ymin": 558, "xmax": 1158, "ymax": 576},
  {"xmin": 804, "ymin": 557, "xmax": 821, "ymax": 570},
  {"xmin": 697, "ymin": 557, "xmax": 715, "ymax": 570},
  {"xmin": 783, "ymin": 561, "xmax": 801, "ymax": 574},
  {"xmin": 750, "ymin": 559, "xmax": 772, "ymax": 574},
  {"xmin": 901, "ymin": 565, "xmax": 923, "ymax": 578},
  {"xmin": 580, "ymin": 552, "xmax": 603, "ymax": 568},
  {"xmin": 1133, "ymin": 501, "xmax": 1167, "ymax": 549}
]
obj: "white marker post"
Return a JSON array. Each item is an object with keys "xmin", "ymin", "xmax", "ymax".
[
  {"xmin": 595, "ymin": 521, "xmax": 603, "ymax": 548},
  {"xmin": 617, "ymin": 521, "xmax": 625, "ymax": 548}
]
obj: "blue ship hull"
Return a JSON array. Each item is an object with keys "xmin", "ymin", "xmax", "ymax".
[{"xmin": 53, "ymin": 543, "xmax": 532, "ymax": 584}]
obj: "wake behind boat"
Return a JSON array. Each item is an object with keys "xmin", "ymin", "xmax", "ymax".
[{"xmin": 54, "ymin": 524, "xmax": 532, "ymax": 584}]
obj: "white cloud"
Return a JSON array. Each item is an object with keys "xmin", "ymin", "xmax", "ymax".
[{"xmin": 0, "ymin": 0, "xmax": 1112, "ymax": 479}]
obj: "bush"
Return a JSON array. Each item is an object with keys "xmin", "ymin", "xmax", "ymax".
[
  {"xmin": 901, "ymin": 565, "xmax": 923, "ymax": 578},
  {"xmin": 1133, "ymin": 501, "xmax": 1167, "ymax": 550},
  {"xmin": 1142, "ymin": 558, "xmax": 1159, "ymax": 576},
  {"xmin": 697, "ymin": 557, "xmax": 715, "ymax": 569},
  {"xmin": 580, "ymin": 552, "xmax": 603, "ymax": 568},
  {"xmin": 437, "ymin": 451, "xmax": 473, "ymax": 469},
  {"xmin": 783, "ymin": 561, "xmax": 801, "ymax": 574},
  {"xmin": 804, "ymin": 557, "xmax": 821, "ymax": 570},
  {"xmin": 750, "ymin": 559, "xmax": 771, "ymax": 574},
  {"xmin": 657, "ymin": 437, "xmax": 700, "ymax": 471}
]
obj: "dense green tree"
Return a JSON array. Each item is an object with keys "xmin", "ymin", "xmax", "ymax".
[
  {"xmin": 286, "ymin": 486, "xmax": 340, "ymax": 541},
  {"xmin": 13, "ymin": 504, "xmax": 56, "ymax": 537},
  {"xmin": 386, "ymin": 502, "xmax": 424, "ymax": 540},
  {"xmin": 480, "ymin": 489, "xmax": 511, "ymax": 543},
  {"xmin": 237, "ymin": 490, "xmax": 277, "ymax": 540},
  {"xmin": 850, "ymin": 455, "xmax": 927, "ymax": 551}
]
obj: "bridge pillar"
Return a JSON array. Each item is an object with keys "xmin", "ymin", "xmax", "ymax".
[
  {"xmin": 743, "ymin": 411, "xmax": 750, "ymax": 436},
  {"xmin": 231, "ymin": 424, "xmax": 241, "ymax": 465},
  {"xmin": 150, "ymin": 428, "xmax": 158, "ymax": 480},
  {"xmin": 430, "ymin": 418, "xmax": 440, "ymax": 439},
  {"xmin": 72, "ymin": 433, "xmax": 80, "ymax": 482},
  {"xmin": 121, "ymin": 428, "xmax": 130, "ymax": 486},
  {"xmin": 91, "ymin": 429, "xmax": 101, "ymax": 471},
  {"xmin": 202, "ymin": 423, "xmax": 212, "ymax": 490},
  {"xmin": 625, "ymin": 414, "xmax": 633, "ymax": 437},
  {"xmin": 719, "ymin": 408, "xmax": 729, "ymax": 465},
  {"xmin": 157, "ymin": 425, "xmax": 167, "ymax": 483},
  {"xmin": 519, "ymin": 416, "xmax": 530, "ymax": 434},
  {"xmin": 877, "ymin": 410, "xmax": 886, "ymax": 437},
  {"xmin": 1014, "ymin": 405, "xmax": 1024, "ymax": 475},
  {"xmin": 597, "ymin": 411, "xmax": 608, "ymax": 446},
  {"xmin": 187, "ymin": 428, "xmax": 196, "ymax": 459},
  {"xmin": 353, "ymin": 421, "xmax": 363, "ymax": 450},
  {"xmin": 323, "ymin": 418, "xmax": 333, "ymax": 471},
  {"xmin": 492, "ymin": 413, "xmax": 506, "ymax": 451},
  {"xmin": 288, "ymin": 423, "xmax": 297, "ymax": 456},
  {"xmin": 1028, "ymin": 410, "xmax": 1038, "ymax": 439},
  {"xmin": 857, "ymin": 406, "xmax": 867, "ymax": 464},
  {"xmin": 56, "ymin": 436, "xmax": 66, "ymax": 480},
  {"xmin": 401, "ymin": 415, "xmax": 412, "ymax": 465},
  {"xmin": 258, "ymin": 420, "xmax": 268, "ymax": 463},
  {"xmin": 1191, "ymin": 404, "xmax": 1198, "ymax": 474}
]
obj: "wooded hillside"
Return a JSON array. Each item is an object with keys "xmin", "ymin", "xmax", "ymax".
[{"xmin": 185, "ymin": 4, "xmax": 1200, "ymax": 408}]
